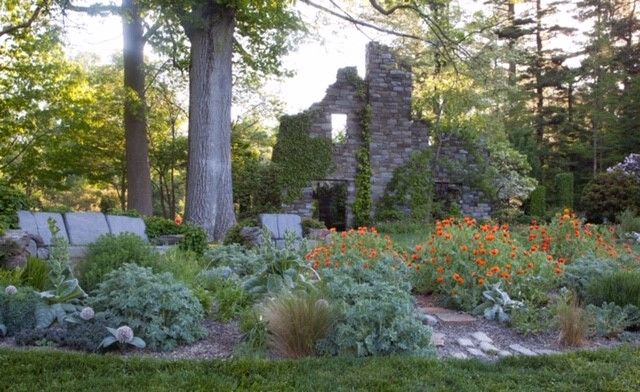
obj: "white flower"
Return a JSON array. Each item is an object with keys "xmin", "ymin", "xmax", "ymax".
[
  {"xmin": 79, "ymin": 307, "xmax": 95, "ymax": 321},
  {"xmin": 4, "ymin": 285, "xmax": 17, "ymax": 295},
  {"xmin": 115, "ymin": 326, "xmax": 135, "ymax": 344}
]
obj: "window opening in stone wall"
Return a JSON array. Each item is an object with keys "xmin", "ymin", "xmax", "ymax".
[{"xmin": 331, "ymin": 113, "xmax": 347, "ymax": 144}]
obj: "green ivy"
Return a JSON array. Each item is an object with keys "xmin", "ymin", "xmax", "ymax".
[
  {"xmin": 376, "ymin": 149, "xmax": 434, "ymax": 223},
  {"xmin": 272, "ymin": 112, "xmax": 333, "ymax": 203},
  {"xmin": 353, "ymin": 104, "xmax": 373, "ymax": 227}
]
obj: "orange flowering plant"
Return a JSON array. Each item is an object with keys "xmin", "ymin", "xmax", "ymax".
[
  {"xmin": 411, "ymin": 217, "xmax": 561, "ymax": 310},
  {"xmin": 526, "ymin": 209, "xmax": 632, "ymax": 263}
]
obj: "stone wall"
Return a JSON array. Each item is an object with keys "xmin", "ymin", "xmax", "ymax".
[{"xmin": 281, "ymin": 42, "xmax": 491, "ymax": 225}]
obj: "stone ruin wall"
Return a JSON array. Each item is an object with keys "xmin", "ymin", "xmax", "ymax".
[{"xmin": 281, "ymin": 42, "xmax": 492, "ymax": 226}]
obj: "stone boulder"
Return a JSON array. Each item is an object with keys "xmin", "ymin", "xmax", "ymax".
[{"xmin": 0, "ymin": 229, "xmax": 44, "ymax": 269}]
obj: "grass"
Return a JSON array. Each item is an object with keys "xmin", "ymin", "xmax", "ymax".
[{"xmin": 1, "ymin": 346, "xmax": 640, "ymax": 391}]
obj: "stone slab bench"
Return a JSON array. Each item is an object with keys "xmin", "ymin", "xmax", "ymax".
[
  {"xmin": 258, "ymin": 213, "xmax": 303, "ymax": 248},
  {"xmin": 11, "ymin": 211, "xmax": 157, "ymax": 264}
]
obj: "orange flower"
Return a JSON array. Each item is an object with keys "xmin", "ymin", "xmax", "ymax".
[
  {"xmin": 436, "ymin": 267, "xmax": 445, "ymax": 274},
  {"xmin": 490, "ymin": 248, "xmax": 499, "ymax": 257},
  {"xmin": 475, "ymin": 258, "xmax": 487, "ymax": 267},
  {"xmin": 477, "ymin": 277, "xmax": 485, "ymax": 286},
  {"xmin": 452, "ymin": 273, "xmax": 465, "ymax": 285},
  {"xmin": 415, "ymin": 244, "xmax": 423, "ymax": 252},
  {"xmin": 489, "ymin": 265, "xmax": 500, "ymax": 274},
  {"xmin": 500, "ymin": 272, "xmax": 511, "ymax": 280},
  {"xmin": 460, "ymin": 245, "xmax": 469, "ymax": 252},
  {"xmin": 174, "ymin": 214, "xmax": 183, "ymax": 225},
  {"xmin": 436, "ymin": 277, "xmax": 445, "ymax": 284}
]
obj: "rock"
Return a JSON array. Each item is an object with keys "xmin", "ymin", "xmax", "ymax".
[
  {"xmin": 471, "ymin": 331, "xmax": 493, "ymax": 343},
  {"xmin": 509, "ymin": 344, "xmax": 537, "ymax": 356},
  {"xmin": 498, "ymin": 350, "xmax": 512, "ymax": 358},
  {"xmin": 432, "ymin": 333, "xmax": 445, "ymax": 347},
  {"xmin": 307, "ymin": 228, "xmax": 331, "ymax": 241},
  {"xmin": 479, "ymin": 341, "xmax": 500, "ymax": 355},
  {"xmin": 466, "ymin": 348, "xmax": 488, "ymax": 358},
  {"xmin": 457, "ymin": 338, "xmax": 475, "ymax": 347},
  {"xmin": 106, "ymin": 215, "xmax": 148, "ymax": 241},
  {"xmin": 423, "ymin": 314, "xmax": 439, "ymax": 326},
  {"xmin": 240, "ymin": 227, "xmax": 263, "ymax": 247},
  {"xmin": 32, "ymin": 212, "xmax": 68, "ymax": 245},
  {"xmin": 0, "ymin": 230, "xmax": 43, "ymax": 269},
  {"xmin": 65, "ymin": 212, "xmax": 110, "ymax": 246},
  {"xmin": 451, "ymin": 352, "xmax": 468, "ymax": 360}
]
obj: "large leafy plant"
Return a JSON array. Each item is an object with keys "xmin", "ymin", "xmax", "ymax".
[
  {"xmin": 89, "ymin": 264, "xmax": 206, "ymax": 351},
  {"xmin": 35, "ymin": 219, "xmax": 86, "ymax": 329}
]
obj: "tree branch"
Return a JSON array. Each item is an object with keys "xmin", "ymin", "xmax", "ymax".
[
  {"xmin": 0, "ymin": 1, "xmax": 49, "ymax": 38},
  {"xmin": 299, "ymin": 0, "xmax": 436, "ymax": 47},
  {"xmin": 62, "ymin": 0, "xmax": 121, "ymax": 16}
]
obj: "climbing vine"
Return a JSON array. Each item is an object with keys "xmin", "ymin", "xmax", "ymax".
[
  {"xmin": 272, "ymin": 112, "xmax": 333, "ymax": 203},
  {"xmin": 353, "ymin": 104, "xmax": 373, "ymax": 227}
]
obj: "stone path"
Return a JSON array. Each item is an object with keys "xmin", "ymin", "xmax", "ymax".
[{"xmin": 421, "ymin": 305, "xmax": 561, "ymax": 360}]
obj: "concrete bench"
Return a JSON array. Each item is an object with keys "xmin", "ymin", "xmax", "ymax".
[
  {"xmin": 15, "ymin": 211, "xmax": 154, "ymax": 262},
  {"xmin": 258, "ymin": 213, "xmax": 303, "ymax": 248}
]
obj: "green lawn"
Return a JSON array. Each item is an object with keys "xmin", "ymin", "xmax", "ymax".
[{"xmin": 1, "ymin": 346, "xmax": 639, "ymax": 391}]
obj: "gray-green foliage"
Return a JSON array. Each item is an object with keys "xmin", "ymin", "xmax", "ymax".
[
  {"xmin": 204, "ymin": 244, "xmax": 262, "ymax": 277},
  {"xmin": 586, "ymin": 302, "xmax": 640, "ymax": 338},
  {"xmin": 88, "ymin": 264, "xmax": 206, "ymax": 351},
  {"xmin": 317, "ymin": 258, "xmax": 433, "ymax": 357},
  {"xmin": 0, "ymin": 287, "xmax": 42, "ymax": 336},
  {"xmin": 562, "ymin": 253, "xmax": 619, "ymax": 299},
  {"xmin": 475, "ymin": 283, "xmax": 524, "ymax": 323}
]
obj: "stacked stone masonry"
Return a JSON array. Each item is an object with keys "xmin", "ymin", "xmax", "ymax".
[{"xmin": 281, "ymin": 42, "xmax": 492, "ymax": 226}]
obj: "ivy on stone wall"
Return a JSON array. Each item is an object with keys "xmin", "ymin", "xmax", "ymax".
[
  {"xmin": 376, "ymin": 149, "xmax": 434, "ymax": 222},
  {"xmin": 272, "ymin": 112, "xmax": 333, "ymax": 203},
  {"xmin": 353, "ymin": 104, "xmax": 373, "ymax": 227}
]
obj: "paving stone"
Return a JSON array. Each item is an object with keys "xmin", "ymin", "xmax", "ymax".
[
  {"xmin": 479, "ymin": 341, "xmax": 500, "ymax": 355},
  {"xmin": 64, "ymin": 212, "xmax": 110, "ymax": 246},
  {"xmin": 498, "ymin": 350, "xmax": 512, "ymax": 358},
  {"xmin": 451, "ymin": 352, "xmax": 468, "ymax": 360},
  {"xmin": 436, "ymin": 312, "xmax": 476, "ymax": 324},
  {"xmin": 466, "ymin": 348, "xmax": 487, "ymax": 358},
  {"xmin": 421, "ymin": 306, "xmax": 450, "ymax": 315},
  {"xmin": 431, "ymin": 333, "xmax": 445, "ymax": 347},
  {"xmin": 471, "ymin": 332, "xmax": 493, "ymax": 343},
  {"xmin": 457, "ymin": 338, "xmax": 475, "ymax": 348},
  {"xmin": 509, "ymin": 344, "xmax": 538, "ymax": 356},
  {"xmin": 106, "ymin": 215, "xmax": 148, "ymax": 241}
]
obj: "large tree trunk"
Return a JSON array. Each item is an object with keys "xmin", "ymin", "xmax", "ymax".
[
  {"xmin": 122, "ymin": 0, "xmax": 153, "ymax": 215},
  {"xmin": 184, "ymin": 4, "xmax": 236, "ymax": 241}
]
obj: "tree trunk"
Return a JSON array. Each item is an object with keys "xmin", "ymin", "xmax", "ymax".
[
  {"xmin": 122, "ymin": 0, "xmax": 153, "ymax": 215},
  {"xmin": 184, "ymin": 4, "xmax": 237, "ymax": 241},
  {"xmin": 534, "ymin": 0, "xmax": 544, "ymax": 143}
]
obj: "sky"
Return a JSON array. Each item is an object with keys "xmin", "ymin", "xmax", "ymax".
[{"xmin": 60, "ymin": 1, "xmax": 585, "ymax": 117}]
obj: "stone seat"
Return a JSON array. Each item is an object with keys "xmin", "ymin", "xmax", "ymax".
[
  {"xmin": 13, "ymin": 210, "xmax": 155, "ymax": 264},
  {"xmin": 258, "ymin": 213, "xmax": 303, "ymax": 248}
]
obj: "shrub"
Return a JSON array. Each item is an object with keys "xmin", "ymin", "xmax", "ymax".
[
  {"xmin": 89, "ymin": 264, "xmax": 206, "ymax": 351},
  {"xmin": 317, "ymin": 256, "xmax": 433, "ymax": 357},
  {"xmin": 147, "ymin": 248, "xmax": 209, "ymax": 286},
  {"xmin": 528, "ymin": 186, "xmax": 546, "ymax": 218},
  {"xmin": 0, "ymin": 182, "xmax": 30, "ymax": 235},
  {"xmin": 617, "ymin": 209, "xmax": 640, "ymax": 234},
  {"xmin": 20, "ymin": 257, "xmax": 50, "ymax": 291},
  {"xmin": 78, "ymin": 233, "xmax": 155, "ymax": 291},
  {"xmin": 586, "ymin": 270, "xmax": 640, "ymax": 308},
  {"xmin": 581, "ymin": 171, "xmax": 640, "ymax": 223},
  {"xmin": 144, "ymin": 216, "xmax": 208, "ymax": 254},
  {"xmin": 0, "ymin": 268, "xmax": 23, "ymax": 287},
  {"xmin": 199, "ymin": 275, "xmax": 250, "ymax": 321},
  {"xmin": 586, "ymin": 303, "xmax": 640, "ymax": 338},
  {"xmin": 562, "ymin": 254, "xmax": 618, "ymax": 299},
  {"xmin": 223, "ymin": 218, "xmax": 259, "ymax": 247},
  {"xmin": 259, "ymin": 292, "xmax": 335, "ymax": 358},
  {"xmin": 238, "ymin": 307, "xmax": 268, "ymax": 354},
  {"xmin": 555, "ymin": 172, "xmax": 574, "ymax": 210},
  {"xmin": 204, "ymin": 244, "xmax": 262, "ymax": 278},
  {"xmin": 555, "ymin": 292, "xmax": 591, "ymax": 347},
  {"xmin": 0, "ymin": 286, "xmax": 42, "ymax": 336},
  {"xmin": 301, "ymin": 218, "xmax": 326, "ymax": 236}
]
